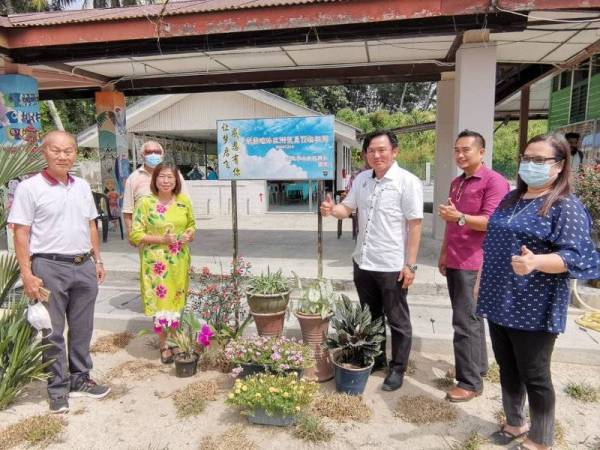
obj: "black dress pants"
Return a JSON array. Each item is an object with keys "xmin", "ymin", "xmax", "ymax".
[{"xmin": 353, "ymin": 262, "xmax": 412, "ymax": 373}]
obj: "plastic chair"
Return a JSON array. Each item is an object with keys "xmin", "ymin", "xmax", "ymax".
[{"xmin": 92, "ymin": 192, "xmax": 124, "ymax": 243}]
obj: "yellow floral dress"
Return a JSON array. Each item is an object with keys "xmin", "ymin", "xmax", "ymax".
[{"xmin": 129, "ymin": 194, "xmax": 196, "ymax": 316}]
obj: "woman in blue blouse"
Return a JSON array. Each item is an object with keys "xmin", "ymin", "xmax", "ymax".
[{"xmin": 477, "ymin": 133, "xmax": 599, "ymax": 450}]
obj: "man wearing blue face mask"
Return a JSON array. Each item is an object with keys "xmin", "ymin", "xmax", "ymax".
[{"xmin": 122, "ymin": 141, "xmax": 189, "ymax": 244}]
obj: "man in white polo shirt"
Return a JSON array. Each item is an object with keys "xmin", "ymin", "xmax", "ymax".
[
  {"xmin": 9, "ymin": 130, "xmax": 110, "ymax": 414},
  {"xmin": 320, "ymin": 130, "xmax": 423, "ymax": 392},
  {"xmin": 122, "ymin": 140, "xmax": 189, "ymax": 242}
]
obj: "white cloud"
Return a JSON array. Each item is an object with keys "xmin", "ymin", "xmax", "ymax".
[{"xmin": 220, "ymin": 143, "xmax": 308, "ymax": 179}]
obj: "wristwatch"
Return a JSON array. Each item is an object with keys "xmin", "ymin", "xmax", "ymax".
[
  {"xmin": 457, "ymin": 214, "xmax": 466, "ymax": 227},
  {"xmin": 405, "ymin": 264, "xmax": 418, "ymax": 273}
]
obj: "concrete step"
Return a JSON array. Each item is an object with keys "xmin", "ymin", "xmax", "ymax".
[{"xmin": 94, "ymin": 286, "xmax": 600, "ymax": 366}]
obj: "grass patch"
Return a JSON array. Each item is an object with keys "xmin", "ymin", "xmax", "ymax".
[
  {"xmin": 90, "ymin": 331, "xmax": 134, "ymax": 353},
  {"xmin": 433, "ymin": 374, "xmax": 455, "ymax": 391},
  {"xmin": 564, "ymin": 381, "xmax": 599, "ymax": 403},
  {"xmin": 0, "ymin": 415, "xmax": 66, "ymax": 449},
  {"xmin": 199, "ymin": 346, "xmax": 233, "ymax": 373},
  {"xmin": 173, "ymin": 381, "xmax": 219, "ymax": 418},
  {"xmin": 493, "ymin": 408, "xmax": 506, "ymax": 425},
  {"xmin": 198, "ymin": 425, "xmax": 257, "ymax": 450},
  {"xmin": 449, "ymin": 432, "xmax": 486, "ymax": 450},
  {"xmin": 292, "ymin": 414, "xmax": 333, "ymax": 443},
  {"xmin": 394, "ymin": 395, "xmax": 458, "ymax": 424},
  {"xmin": 144, "ymin": 335, "xmax": 161, "ymax": 350},
  {"xmin": 105, "ymin": 360, "xmax": 162, "ymax": 381},
  {"xmin": 311, "ymin": 393, "xmax": 371, "ymax": 423},
  {"xmin": 484, "ymin": 362, "xmax": 500, "ymax": 384}
]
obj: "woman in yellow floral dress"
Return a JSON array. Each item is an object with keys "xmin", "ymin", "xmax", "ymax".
[{"xmin": 129, "ymin": 163, "xmax": 196, "ymax": 363}]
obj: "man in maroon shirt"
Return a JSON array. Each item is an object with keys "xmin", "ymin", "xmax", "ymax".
[{"xmin": 438, "ymin": 130, "xmax": 509, "ymax": 402}]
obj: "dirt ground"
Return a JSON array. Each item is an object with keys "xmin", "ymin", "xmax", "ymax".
[{"xmin": 1, "ymin": 330, "xmax": 599, "ymax": 450}]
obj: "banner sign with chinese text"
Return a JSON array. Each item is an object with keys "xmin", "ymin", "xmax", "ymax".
[{"xmin": 217, "ymin": 116, "xmax": 335, "ymax": 180}]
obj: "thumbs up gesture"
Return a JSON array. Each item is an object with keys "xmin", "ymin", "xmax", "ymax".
[
  {"xmin": 320, "ymin": 193, "xmax": 335, "ymax": 217},
  {"xmin": 438, "ymin": 197, "xmax": 460, "ymax": 222},
  {"xmin": 511, "ymin": 245, "xmax": 537, "ymax": 276}
]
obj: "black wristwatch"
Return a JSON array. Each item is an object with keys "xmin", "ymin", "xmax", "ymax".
[
  {"xmin": 457, "ymin": 214, "xmax": 466, "ymax": 227},
  {"xmin": 405, "ymin": 264, "xmax": 418, "ymax": 273}
]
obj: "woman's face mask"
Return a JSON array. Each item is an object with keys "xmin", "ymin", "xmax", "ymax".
[{"xmin": 518, "ymin": 161, "xmax": 559, "ymax": 188}]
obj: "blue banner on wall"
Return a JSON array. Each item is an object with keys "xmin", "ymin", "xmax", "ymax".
[
  {"xmin": 217, "ymin": 116, "xmax": 335, "ymax": 180},
  {"xmin": 0, "ymin": 75, "xmax": 40, "ymax": 146}
]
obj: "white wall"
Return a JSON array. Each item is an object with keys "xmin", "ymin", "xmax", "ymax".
[{"xmin": 186, "ymin": 180, "xmax": 267, "ymax": 216}]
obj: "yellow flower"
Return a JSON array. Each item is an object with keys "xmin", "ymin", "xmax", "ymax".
[
  {"xmin": 255, "ymin": 393, "xmax": 261, "ymax": 398},
  {"xmin": 242, "ymin": 386, "xmax": 248, "ymax": 392},
  {"xmin": 235, "ymin": 389, "xmax": 241, "ymax": 394},
  {"xmin": 295, "ymin": 406, "xmax": 301, "ymax": 411},
  {"xmin": 268, "ymin": 387, "xmax": 278, "ymax": 393},
  {"xmin": 283, "ymin": 392, "xmax": 289, "ymax": 398},
  {"xmin": 228, "ymin": 393, "xmax": 235, "ymax": 399}
]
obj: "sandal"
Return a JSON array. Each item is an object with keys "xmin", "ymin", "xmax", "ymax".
[
  {"xmin": 489, "ymin": 426, "xmax": 528, "ymax": 445},
  {"xmin": 160, "ymin": 347, "xmax": 174, "ymax": 364}
]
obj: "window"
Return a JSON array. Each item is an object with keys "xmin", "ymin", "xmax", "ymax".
[
  {"xmin": 552, "ymin": 75, "xmax": 560, "ymax": 92},
  {"xmin": 573, "ymin": 61, "xmax": 590, "ymax": 84},
  {"xmin": 592, "ymin": 55, "xmax": 600, "ymax": 76},
  {"xmin": 560, "ymin": 71, "xmax": 572, "ymax": 90}
]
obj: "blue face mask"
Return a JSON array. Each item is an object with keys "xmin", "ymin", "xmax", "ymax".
[
  {"xmin": 144, "ymin": 153, "xmax": 163, "ymax": 168},
  {"xmin": 518, "ymin": 161, "xmax": 557, "ymax": 187}
]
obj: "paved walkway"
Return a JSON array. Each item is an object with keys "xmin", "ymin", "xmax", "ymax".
[{"xmin": 96, "ymin": 213, "xmax": 600, "ymax": 365}]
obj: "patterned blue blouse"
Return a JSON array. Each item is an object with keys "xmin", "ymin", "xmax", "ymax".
[{"xmin": 477, "ymin": 192, "xmax": 600, "ymax": 334}]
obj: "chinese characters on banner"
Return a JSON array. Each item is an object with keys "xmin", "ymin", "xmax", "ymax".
[{"xmin": 217, "ymin": 116, "xmax": 335, "ymax": 180}]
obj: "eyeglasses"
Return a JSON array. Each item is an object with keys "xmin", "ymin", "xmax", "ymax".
[
  {"xmin": 520, "ymin": 155, "xmax": 563, "ymax": 165},
  {"xmin": 144, "ymin": 149, "xmax": 162, "ymax": 155},
  {"xmin": 365, "ymin": 147, "xmax": 392, "ymax": 155}
]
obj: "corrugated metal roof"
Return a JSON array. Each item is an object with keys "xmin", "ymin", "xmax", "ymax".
[{"xmin": 6, "ymin": 0, "xmax": 342, "ymax": 28}]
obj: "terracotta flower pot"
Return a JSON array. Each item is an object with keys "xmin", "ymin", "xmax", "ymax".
[
  {"xmin": 252, "ymin": 310, "xmax": 286, "ymax": 337},
  {"xmin": 295, "ymin": 312, "xmax": 333, "ymax": 382},
  {"xmin": 246, "ymin": 291, "xmax": 290, "ymax": 314}
]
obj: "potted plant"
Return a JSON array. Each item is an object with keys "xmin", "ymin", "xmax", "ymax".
[
  {"xmin": 324, "ymin": 295, "xmax": 385, "ymax": 395},
  {"xmin": 224, "ymin": 335, "xmax": 313, "ymax": 379},
  {"xmin": 168, "ymin": 310, "xmax": 213, "ymax": 378},
  {"xmin": 246, "ymin": 268, "xmax": 290, "ymax": 336},
  {"xmin": 226, "ymin": 373, "xmax": 318, "ymax": 427},
  {"xmin": 294, "ymin": 277, "xmax": 340, "ymax": 382}
]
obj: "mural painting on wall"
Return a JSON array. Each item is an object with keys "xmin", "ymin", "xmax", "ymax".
[
  {"xmin": 0, "ymin": 75, "xmax": 41, "ymax": 250},
  {"xmin": 96, "ymin": 91, "xmax": 129, "ymax": 216},
  {"xmin": 0, "ymin": 75, "xmax": 40, "ymax": 146}
]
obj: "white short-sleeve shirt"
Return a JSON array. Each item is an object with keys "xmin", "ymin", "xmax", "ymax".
[
  {"xmin": 8, "ymin": 171, "xmax": 98, "ymax": 254},
  {"xmin": 341, "ymin": 162, "xmax": 423, "ymax": 272},
  {"xmin": 122, "ymin": 166, "xmax": 189, "ymax": 214}
]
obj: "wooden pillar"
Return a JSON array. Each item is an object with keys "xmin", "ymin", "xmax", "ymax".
[{"xmin": 519, "ymin": 86, "xmax": 530, "ymax": 152}]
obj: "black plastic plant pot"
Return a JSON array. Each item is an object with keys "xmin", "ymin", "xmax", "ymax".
[{"xmin": 175, "ymin": 355, "xmax": 198, "ymax": 378}]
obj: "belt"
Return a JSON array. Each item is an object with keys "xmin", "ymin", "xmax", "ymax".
[{"xmin": 32, "ymin": 253, "xmax": 92, "ymax": 265}]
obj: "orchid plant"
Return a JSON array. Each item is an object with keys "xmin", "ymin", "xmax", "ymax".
[
  {"xmin": 188, "ymin": 258, "xmax": 253, "ymax": 345},
  {"xmin": 167, "ymin": 309, "xmax": 214, "ymax": 361},
  {"xmin": 152, "ymin": 311, "xmax": 180, "ymax": 335}
]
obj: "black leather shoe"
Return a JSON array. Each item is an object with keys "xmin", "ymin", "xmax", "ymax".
[{"xmin": 382, "ymin": 370, "xmax": 404, "ymax": 391}]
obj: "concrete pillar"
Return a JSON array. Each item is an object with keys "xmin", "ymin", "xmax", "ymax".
[
  {"xmin": 454, "ymin": 40, "xmax": 497, "ymax": 166},
  {"xmin": 0, "ymin": 74, "xmax": 41, "ymax": 146},
  {"xmin": 433, "ymin": 72, "xmax": 457, "ymax": 240},
  {"xmin": 95, "ymin": 90, "xmax": 129, "ymax": 213}
]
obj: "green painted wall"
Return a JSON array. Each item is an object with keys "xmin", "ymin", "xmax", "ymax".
[
  {"xmin": 587, "ymin": 74, "xmax": 600, "ymax": 120},
  {"xmin": 548, "ymin": 87, "xmax": 571, "ymax": 131}
]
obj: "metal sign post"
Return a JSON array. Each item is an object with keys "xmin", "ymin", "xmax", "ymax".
[
  {"xmin": 231, "ymin": 180, "xmax": 238, "ymax": 260},
  {"xmin": 317, "ymin": 180, "xmax": 323, "ymax": 278}
]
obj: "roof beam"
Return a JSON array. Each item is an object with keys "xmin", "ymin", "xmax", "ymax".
[{"xmin": 43, "ymin": 62, "xmax": 112, "ymax": 84}]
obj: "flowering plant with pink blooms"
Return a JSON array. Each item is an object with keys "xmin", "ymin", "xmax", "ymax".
[
  {"xmin": 224, "ymin": 335, "xmax": 313, "ymax": 374},
  {"xmin": 152, "ymin": 311, "xmax": 180, "ymax": 335},
  {"xmin": 188, "ymin": 258, "xmax": 252, "ymax": 345},
  {"xmin": 166, "ymin": 309, "xmax": 210, "ymax": 361}
]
